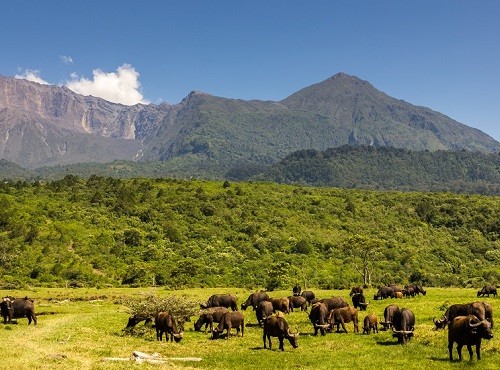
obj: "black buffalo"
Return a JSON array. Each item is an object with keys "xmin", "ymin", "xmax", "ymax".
[
  {"xmin": 256, "ymin": 300, "xmax": 274, "ymax": 326},
  {"xmin": 392, "ymin": 307, "xmax": 415, "ymax": 344},
  {"xmin": 1, "ymin": 297, "xmax": 37, "ymax": 325},
  {"xmin": 320, "ymin": 297, "xmax": 349, "ymax": 312},
  {"xmin": 154, "ymin": 312, "xmax": 183, "ymax": 342},
  {"xmin": 351, "ymin": 293, "xmax": 368, "ymax": 311},
  {"xmin": 194, "ymin": 307, "xmax": 229, "ymax": 332},
  {"xmin": 288, "ymin": 296, "xmax": 308, "ymax": 312},
  {"xmin": 374, "ymin": 286, "xmax": 394, "ymax": 300},
  {"xmin": 212, "ymin": 311, "xmax": 245, "ymax": 339},
  {"xmin": 403, "ymin": 284, "xmax": 426, "ymax": 297},
  {"xmin": 201, "ymin": 294, "xmax": 237, "ymax": 311},
  {"xmin": 124, "ymin": 314, "xmax": 152, "ymax": 329},
  {"xmin": 433, "ymin": 301, "xmax": 494, "ymax": 329},
  {"xmin": 263, "ymin": 314, "xmax": 299, "ymax": 351},
  {"xmin": 309, "ymin": 302, "xmax": 330, "ymax": 336},
  {"xmin": 241, "ymin": 291, "xmax": 270, "ymax": 310},
  {"xmin": 380, "ymin": 304, "xmax": 399, "ymax": 330},
  {"xmin": 349, "ymin": 286, "xmax": 364, "ymax": 296},
  {"xmin": 300, "ymin": 290, "xmax": 316, "ymax": 305},
  {"xmin": 448, "ymin": 315, "xmax": 493, "ymax": 361},
  {"xmin": 477, "ymin": 285, "xmax": 497, "ymax": 298},
  {"xmin": 292, "ymin": 285, "xmax": 301, "ymax": 296}
]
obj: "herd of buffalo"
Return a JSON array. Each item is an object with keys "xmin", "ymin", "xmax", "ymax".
[{"xmin": 1, "ymin": 284, "xmax": 497, "ymax": 361}]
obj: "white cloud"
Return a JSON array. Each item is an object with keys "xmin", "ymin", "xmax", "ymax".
[
  {"xmin": 14, "ymin": 69, "xmax": 49, "ymax": 85},
  {"xmin": 66, "ymin": 64, "xmax": 148, "ymax": 105},
  {"xmin": 60, "ymin": 55, "xmax": 73, "ymax": 64}
]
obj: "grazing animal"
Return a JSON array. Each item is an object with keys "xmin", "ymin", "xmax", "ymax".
[
  {"xmin": 154, "ymin": 312, "xmax": 183, "ymax": 342},
  {"xmin": 125, "ymin": 314, "xmax": 152, "ymax": 329},
  {"xmin": 380, "ymin": 304, "xmax": 399, "ymax": 330},
  {"xmin": 300, "ymin": 290, "xmax": 316, "ymax": 305},
  {"xmin": 391, "ymin": 308, "xmax": 415, "ymax": 344},
  {"xmin": 201, "ymin": 294, "xmax": 238, "ymax": 311},
  {"xmin": 194, "ymin": 307, "xmax": 229, "ymax": 332},
  {"xmin": 477, "ymin": 285, "xmax": 497, "ymax": 298},
  {"xmin": 271, "ymin": 297, "xmax": 290, "ymax": 314},
  {"xmin": 329, "ymin": 306, "xmax": 359, "ymax": 333},
  {"xmin": 448, "ymin": 315, "xmax": 493, "ymax": 361},
  {"xmin": 292, "ymin": 285, "xmax": 302, "ymax": 296},
  {"xmin": 433, "ymin": 301, "xmax": 493, "ymax": 330},
  {"xmin": 405, "ymin": 283, "xmax": 426, "ymax": 296},
  {"xmin": 212, "ymin": 311, "xmax": 245, "ymax": 339},
  {"xmin": 351, "ymin": 293, "xmax": 368, "ymax": 310},
  {"xmin": 362, "ymin": 313, "xmax": 378, "ymax": 334},
  {"xmin": 394, "ymin": 291, "xmax": 403, "ymax": 299},
  {"xmin": 320, "ymin": 297, "xmax": 349, "ymax": 312},
  {"xmin": 288, "ymin": 296, "xmax": 308, "ymax": 312},
  {"xmin": 241, "ymin": 291, "xmax": 270, "ymax": 310},
  {"xmin": 256, "ymin": 300, "xmax": 274, "ymax": 326},
  {"xmin": 349, "ymin": 286, "xmax": 364, "ymax": 296},
  {"xmin": 0, "ymin": 297, "xmax": 37, "ymax": 325},
  {"xmin": 263, "ymin": 315, "xmax": 299, "ymax": 351},
  {"xmin": 309, "ymin": 302, "xmax": 330, "ymax": 336},
  {"xmin": 374, "ymin": 286, "xmax": 395, "ymax": 300}
]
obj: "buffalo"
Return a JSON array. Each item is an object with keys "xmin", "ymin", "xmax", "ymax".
[
  {"xmin": 241, "ymin": 291, "xmax": 270, "ymax": 310},
  {"xmin": 405, "ymin": 283, "xmax": 426, "ymax": 296},
  {"xmin": 362, "ymin": 313, "xmax": 378, "ymax": 334},
  {"xmin": 263, "ymin": 314, "xmax": 299, "ymax": 351},
  {"xmin": 477, "ymin": 285, "xmax": 497, "ymax": 298},
  {"xmin": 1, "ymin": 297, "xmax": 37, "ymax": 325},
  {"xmin": 309, "ymin": 302, "xmax": 330, "ymax": 336},
  {"xmin": 201, "ymin": 294, "xmax": 237, "ymax": 311},
  {"xmin": 300, "ymin": 290, "xmax": 316, "ymax": 305},
  {"xmin": 212, "ymin": 311, "xmax": 245, "ymax": 339},
  {"xmin": 154, "ymin": 312, "xmax": 183, "ymax": 342},
  {"xmin": 394, "ymin": 292, "xmax": 403, "ymax": 299},
  {"xmin": 391, "ymin": 308, "xmax": 415, "ymax": 344},
  {"xmin": 271, "ymin": 297, "xmax": 290, "ymax": 314},
  {"xmin": 433, "ymin": 301, "xmax": 494, "ymax": 330},
  {"xmin": 292, "ymin": 285, "xmax": 301, "ymax": 296},
  {"xmin": 288, "ymin": 296, "xmax": 308, "ymax": 312},
  {"xmin": 124, "ymin": 314, "xmax": 152, "ymax": 329},
  {"xmin": 329, "ymin": 306, "xmax": 359, "ymax": 333},
  {"xmin": 256, "ymin": 301, "xmax": 274, "ymax": 326},
  {"xmin": 349, "ymin": 286, "xmax": 363, "ymax": 296},
  {"xmin": 374, "ymin": 286, "xmax": 394, "ymax": 300},
  {"xmin": 351, "ymin": 293, "xmax": 368, "ymax": 311},
  {"xmin": 194, "ymin": 307, "xmax": 229, "ymax": 332},
  {"xmin": 380, "ymin": 304, "xmax": 399, "ymax": 330},
  {"xmin": 320, "ymin": 297, "xmax": 349, "ymax": 312},
  {"xmin": 448, "ymin": 315, "xmax": 493, "ymax": 361}
]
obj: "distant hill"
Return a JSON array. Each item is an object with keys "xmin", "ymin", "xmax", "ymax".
[
  {"xmin": 0, "ymin": 73, "xmax": 499, "ymax": 174},
  {"xmin": 0, "ymin": 158, "xmax": 33, "ymax": 180},
  {"xmin": 245, "ymin": 146, "xmax": 500, "ymax": 195}
]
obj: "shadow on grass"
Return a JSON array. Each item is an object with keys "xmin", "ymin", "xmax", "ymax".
[
  {"xmin": 429, "ymin": 356, "xmax": 450, "ymax": 362},
  {"xmin": 376, "ymin": 340, "xmax": 400, "ymax": 346}
]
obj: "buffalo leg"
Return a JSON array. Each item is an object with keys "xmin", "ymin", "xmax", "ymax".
[
  {"xmin": 475, "ymin": 344, "xmax": 481, "ymax": 361},
  {"xmin": 448, "ymin": 342, "xmax": 454, "ymax": 361},
  {"xmin": 466, "ymin": 345, "xmax": 474, "ymax": 361},
  {"xmin": 278, "ymin": 335, "xmax": 284, "ymax": 351},
  {"xmin": 457, "ymin": 344, "xmax": 463, "ymax": 361}
]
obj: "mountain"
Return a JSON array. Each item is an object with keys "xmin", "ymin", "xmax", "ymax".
[{"xmin": 0, "ymin": 73, "xmax": 499, "ymax": 172}]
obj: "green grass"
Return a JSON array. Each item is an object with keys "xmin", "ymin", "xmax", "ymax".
[{"xmin": 0, "ymin": 287, "xmax": 498, "ymax": 369}]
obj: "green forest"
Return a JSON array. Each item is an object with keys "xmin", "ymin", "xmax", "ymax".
[{"xmin": 0, "ymin": 175, "xmax": 498, "ymax": 290}]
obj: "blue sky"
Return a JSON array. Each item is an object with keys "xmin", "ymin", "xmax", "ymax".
[{"xmin": 1, "ymin": 0, "xmax": 499, "ymax": 141}]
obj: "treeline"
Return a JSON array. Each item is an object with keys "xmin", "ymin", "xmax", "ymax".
[
  {"xmin": 247, "ymin": 146, "xmax": 500, "ymax": 195},
  {"xmin": 0, "ymin": 176, "xmax": 498, "ymax": 290},
  {"xmin": 2, "ymin": 146, "xmax": 500, "ymax": 195}
]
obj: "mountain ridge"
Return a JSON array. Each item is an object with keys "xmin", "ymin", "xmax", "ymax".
[{"xmin": 0, "ymin": 73, "xmax": 499, "ymax": 170}]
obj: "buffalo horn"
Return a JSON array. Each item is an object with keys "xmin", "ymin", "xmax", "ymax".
[
  {"xmin": 469, "ymin": 318, "xmax": 482, "ymax": 328},
  {"xmin": 432, "ymin": 317, "xmax": 437, "ymax": 324}
]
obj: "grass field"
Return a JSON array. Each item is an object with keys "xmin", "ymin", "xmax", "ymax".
[{"xmin": 0, "ymin": 287, "xmax": 498, "ymax": 369}]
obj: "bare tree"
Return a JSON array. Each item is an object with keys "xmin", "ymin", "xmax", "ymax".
[{"xmin": 343, "ymin": 234, "xmax": 383, "ymax": 287}]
